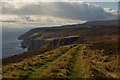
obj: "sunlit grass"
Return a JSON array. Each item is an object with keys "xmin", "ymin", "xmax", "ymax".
[
  {"xmin": 3, "ymin": 45, "xmax": 74, "ymax": 79},
  {"xmin": 2, "ymin": 42, "xmax": 119, "ymax": 79}
]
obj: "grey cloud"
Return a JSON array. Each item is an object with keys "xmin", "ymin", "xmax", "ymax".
[
  {"xmin": 0, "ymin": 20, "xmax": 17, "ymax": 22},
  {"xmin": 2, "ymin": 2, "xmax": 117, "ymax": 21}
]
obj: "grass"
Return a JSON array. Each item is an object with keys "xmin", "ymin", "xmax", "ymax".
[
  {"xmin": 2, "ymin": 47, "xmax": 56, "ymax": 66},
  {"xmin": 29, "ymin": 45, "xmax": 80, "ymax": 78},
  {"xmin": 2, "ymin": 45, "xmax": 73, "ymax": 79},
  {"xmin": 69, "ymin": 46, "xmax": 87, "ymax": 78},
  {"xmin": 2, "ymin": 42, "xmax": 120, "ymax": 79},
  {"xmin": 81, "ymin": 42, "xmax": 119, "ymax": 78}
]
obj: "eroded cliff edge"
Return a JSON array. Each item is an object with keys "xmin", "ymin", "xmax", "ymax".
[{"xmin": 20, "ymin": 36, "xmax": 80, "ymax": 50}]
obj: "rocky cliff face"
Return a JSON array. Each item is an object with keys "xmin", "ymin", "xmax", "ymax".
[{"xmin": 20, "ymin": 36, "xmax": 79, "ymax": 50}]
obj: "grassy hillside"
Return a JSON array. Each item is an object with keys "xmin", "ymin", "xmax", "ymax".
[
  {"xmin": 2, "ymin": 20, "xmax": 119, "ymax": 79},
  {"xmin": 2, "ymin": 41, "xmax": 119, "ymax": 79},
  {"xmin": 18, "ymin": 20, "xmax": 118, "ymax": 50},
  {"xmin": 2, "ymin": 47, "xmax": 56, "ymax": 66}
]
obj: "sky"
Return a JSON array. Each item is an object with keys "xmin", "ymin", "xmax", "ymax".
[
  {"xmin": 88, "ymin": 2, "xmax": 118, "ymax": 10},
  {"xmin": 0, "ymin": 1, "xmax": 119, "ymax": 28},
  {"xmin": 1, "ymin": 0, "xmax": 119, "ymax": 2}
]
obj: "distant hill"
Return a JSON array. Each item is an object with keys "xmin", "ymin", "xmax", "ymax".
[
  {"xmin": 18, "ymin": 20, "xmax": 118, "ymax": 50},
  {"xmin": 82, "ymin": 20, "xmax": 118, "ymax": 28}
]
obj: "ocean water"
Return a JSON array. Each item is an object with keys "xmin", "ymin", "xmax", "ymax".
[{"xmin": 2, "ymin": 29, "xmax": 27, "ymax": 58}]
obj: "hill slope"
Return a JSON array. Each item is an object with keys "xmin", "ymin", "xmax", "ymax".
[
  {"xmin": 18, "ymin": 20, "xmax": 118, "ymax": 50},
  {"xmin": 3, "ymin": 42, "xmax": 120, "ymax": 79},
  {"xmin": 2, "ymin": 20, "xmax": 119, "ymax": 79}
]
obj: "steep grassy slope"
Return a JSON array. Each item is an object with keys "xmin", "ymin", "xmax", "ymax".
[{"xmin": 2, "ymin": 42, "xmax": 119, "ymax": 79}]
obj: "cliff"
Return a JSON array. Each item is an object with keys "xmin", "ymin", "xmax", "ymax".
[
  {"xmin": 18, "ymin": 20, "xmax": 118, "ymax": 50},
  {"xmin": 21, "ymin": 36, "xmax": 80, "ymax": 50}
]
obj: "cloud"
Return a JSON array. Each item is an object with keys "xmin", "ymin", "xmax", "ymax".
[
  {"xmin": 104, "ymin": 8, "xmax": 118, "ymax": 15},
  {"xmin": 0, "ymin": 20, "xmax": 17, "ymax": 22},
  {"xmin": 2, "ymin": 2, "xmax": 118, "ymax": 28},
  {"xmin": 2, "ymin": 2, "xmax": 117, "ymax": 20},
  {"xmin": 2, "ymin": 15, "xmax": 86, "ymax": 28},
  {"xmin": 2, "ymin": 0, "xmax": 119, "ymax": 2}
]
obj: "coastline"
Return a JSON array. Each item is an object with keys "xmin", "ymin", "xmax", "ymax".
[
  {"xmin": 2, "ymin": 32, "xmax": 27, "ymax": 59},
  {"xmin": 17, "ymin": 39, "xmax": 28, "ymax": 51}
]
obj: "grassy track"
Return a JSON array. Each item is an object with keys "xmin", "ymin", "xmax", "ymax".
[
  {"xmin": 29, "ymin": 45, "xmax": 79, "ymax": 78},
  {"xmin": 69, "ymin": 46, "xmax": 89, "ymax": 78},
  {"xmin": 2, "ymin": 43, "xmax": 119, "ymax": 79},
  {"xmin": 29, "ymin": 46, "xmax": 74, "ymax": 78},
  {"xmin": 2, "ymin": 45, "xmax": 74, "ymax": 79}
]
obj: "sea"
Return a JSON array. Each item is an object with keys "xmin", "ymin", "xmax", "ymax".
[{"xmin": 2, "ymin": 28, "xmax": 31, "ymax": 59}]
